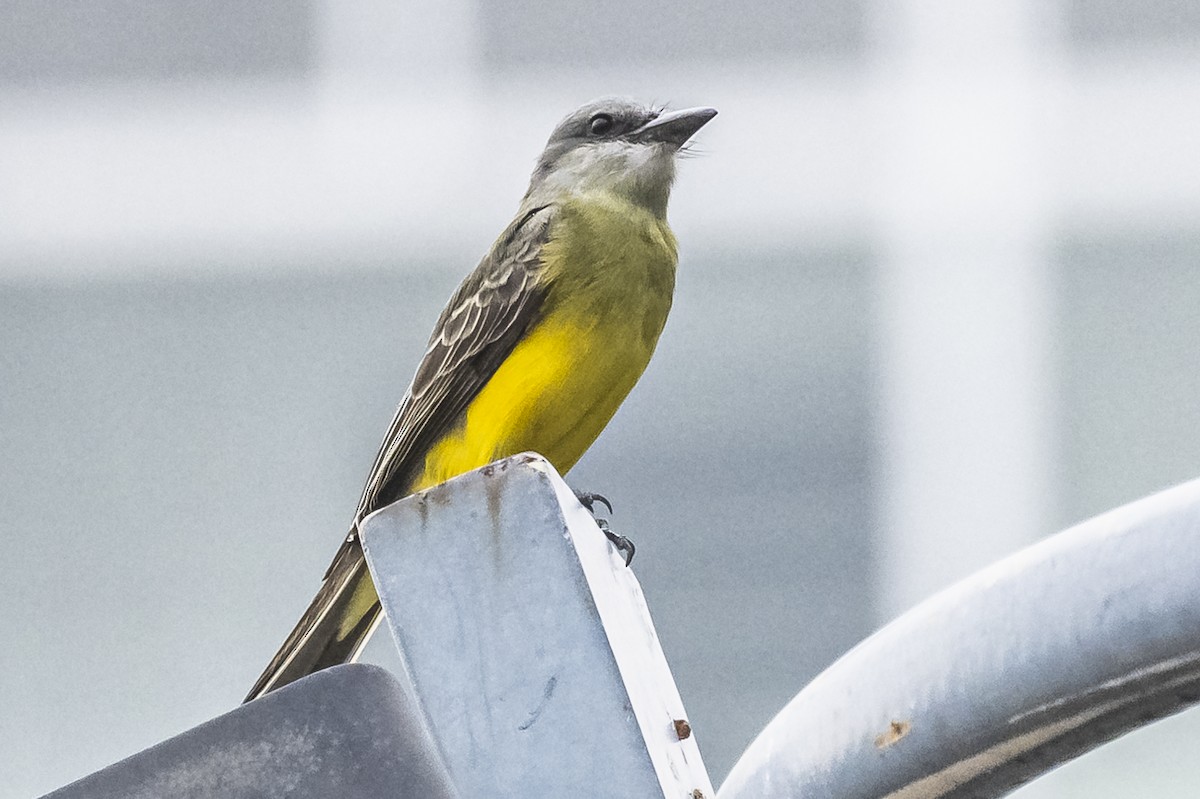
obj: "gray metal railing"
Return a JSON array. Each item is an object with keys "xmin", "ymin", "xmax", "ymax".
[{"xmin": 719, "ymin": 477, "xmax": 1200, "ymax": 798}]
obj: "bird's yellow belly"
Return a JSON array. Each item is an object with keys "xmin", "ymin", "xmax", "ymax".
[
  {"xmin": 412, "ymin": 196, "xmax": 676, "ymax": 490},
  {"xmin": 412, "ymin": 321, "xmax": 645, "ymax": 489}
]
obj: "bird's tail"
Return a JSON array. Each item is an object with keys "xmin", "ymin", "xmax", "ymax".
[{"xmin": 244, "ymin": 534, "xmax": 383, "ymax": 702}]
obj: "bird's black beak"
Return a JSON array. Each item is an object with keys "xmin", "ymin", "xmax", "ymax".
[{"xmin": 629, "ymin": 106, "xmax": 718, "ymax": 148}]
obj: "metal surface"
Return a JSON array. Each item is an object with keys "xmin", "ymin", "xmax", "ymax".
[
  {"xmin": 43, "ymin": 664, "xmax": 457, "ymax": 799},
  {"xmin": 360, "ymin": 453, "xmax": 712, "ymax": 798},
  {"xmin": 719, "ymin": 478, "xmax": 1200, "ymax": 799}
]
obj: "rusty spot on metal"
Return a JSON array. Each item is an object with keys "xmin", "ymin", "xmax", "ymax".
[
  {"xmin": 874, "ymin": 719, "xmax": 911, "ymax": 749},
  {"xmin": 673, "ymin": 718, "xmax": 692, "ymax": 740},
  {"xmin": 425, "ymin": 482, "xmax": 453, "ymax": 506}
]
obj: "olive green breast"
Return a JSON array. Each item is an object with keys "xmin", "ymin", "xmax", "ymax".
[{"xmin": 538, "ymin": 191, "xmax": 678, "ymax": 343}]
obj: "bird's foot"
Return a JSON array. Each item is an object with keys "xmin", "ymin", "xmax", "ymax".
[
  {"xmin": 574, "ymin": 490, "xmax": 633, "ymax": 566},
  {"xmin": 597, "ymin": 518, "xmax": 636, "ymax": 567},
  {"xmin": 574, "ymin": 490, "xmax": 613, "ymax": 516}
]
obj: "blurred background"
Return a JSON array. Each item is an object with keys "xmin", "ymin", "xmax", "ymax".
[{"xmin": 3, "ymin": 0, "xmax": 1200, "ymax": 796}]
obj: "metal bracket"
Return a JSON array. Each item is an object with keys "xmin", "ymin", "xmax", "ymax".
[{"xmin": 360, "ymin": 452, "xmax": 713, "ymax": 797}]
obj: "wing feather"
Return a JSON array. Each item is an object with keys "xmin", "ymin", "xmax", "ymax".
[
  {"xmin": 249, "ymin": 205, "xmax": 559, "ymax": 701},
  {"xmin": 352, "ymin": 204, "xmax": 555, "ymax": 522}
]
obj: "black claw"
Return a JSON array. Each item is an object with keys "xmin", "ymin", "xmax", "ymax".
[
  {"xmin": 601, "ymin": 523, "xmax": 636, "ymax": 567},
  {"xmin": 575, "ymin": 490, "xmax": 613, "ymax": 516},
  {"xmin": 575, "ymin": 490, "xmax": 631, "ymax": 565}
]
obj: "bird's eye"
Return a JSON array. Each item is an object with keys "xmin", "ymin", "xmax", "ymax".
[{"xmin": 588, "ymin": 114, "xmax": 614, "ymax": 136}]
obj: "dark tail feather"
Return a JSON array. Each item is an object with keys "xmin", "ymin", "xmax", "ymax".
[{"xmin": 244, "ymin": 535, "xmax": 383, "ymax": 702}]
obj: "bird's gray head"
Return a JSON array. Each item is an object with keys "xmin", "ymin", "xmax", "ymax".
[{"xmin": 523, "ymin": 97, "xmax": 717, "ymax": 217}]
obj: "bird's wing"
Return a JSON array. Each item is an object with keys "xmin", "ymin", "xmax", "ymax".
[
  {"xmin": 353, "ymin": 203, "xmax": 556, "ymax": 521},
  {"xmin": 243, "ymin": 204, "xmax": 556, "ymax": 702}
]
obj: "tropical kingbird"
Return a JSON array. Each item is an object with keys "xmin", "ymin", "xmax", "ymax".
[{"xmin": 245, "ymin": 97, "xmax": 717, "ymax": 701}]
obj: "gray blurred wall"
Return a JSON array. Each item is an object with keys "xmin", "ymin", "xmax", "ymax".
[{"xmin": 3, "ymin": 1, "xmax": 1200, "ymax": 797}]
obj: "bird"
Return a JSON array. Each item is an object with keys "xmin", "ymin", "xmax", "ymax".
[{"xmin": 245, "ymin": 97, "xmax": 717, "ymax": 702}]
